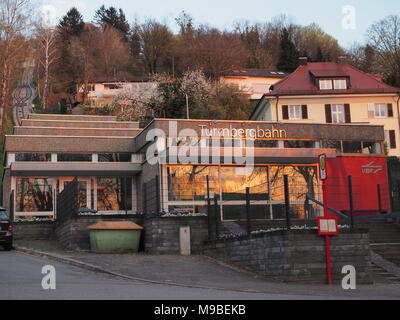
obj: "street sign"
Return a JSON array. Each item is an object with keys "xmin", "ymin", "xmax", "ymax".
[
  {"xmin": 319, "ymin": 154, "xmax": 327, "ymax": 181},
  {"xmin": 318, "ymin": 216, "xmax": 339, "ymax": 236}
]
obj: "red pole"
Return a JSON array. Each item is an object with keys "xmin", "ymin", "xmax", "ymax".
[
  {"xmin": 322, "ymin": 180, "xmax": 328, "ymax": 218},
  {"xmin": 325, "ymin": 235, "xmax": 333, "ymax": 285},
  {"xmin": 322, "ymin": 178, "xmax": 333, "ymax": 284}
]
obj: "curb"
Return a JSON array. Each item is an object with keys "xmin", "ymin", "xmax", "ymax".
[{"xmin": 14, "ymin": 246, "xmax": 271, "ymax": 294}]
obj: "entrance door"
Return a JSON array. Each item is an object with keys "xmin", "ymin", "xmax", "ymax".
[{"xmin": 59, "ymin": 178, "xmax": 91, "ymax": 209}]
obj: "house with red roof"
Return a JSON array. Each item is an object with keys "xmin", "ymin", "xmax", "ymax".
[{"xmin": 250, "ymin": 57, "xmax": 400, "ymax": 157}]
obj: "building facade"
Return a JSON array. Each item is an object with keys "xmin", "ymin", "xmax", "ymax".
[
  {"xmin": 2, "ymin": 114, "xmax": 390, "ymax": 221},
  {"xmin": 76, "ymin": 77, "xmax": 157, "ymax": 107},
  {"xmin": 250, "ymin": 58, "xmax": 400, "ymax": 157},
  {"xmin": 220, "ymin": 69, "xmax": 287, "ymax": 101}
]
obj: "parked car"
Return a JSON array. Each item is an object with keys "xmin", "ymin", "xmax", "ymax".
[{"xmin": 0, "ymin": 208, "xmax": 12, "ymax": 251}]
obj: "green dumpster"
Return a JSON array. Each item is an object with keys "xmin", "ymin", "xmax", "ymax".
[{"xmin": 88, "ymin": 221, "xmax": 144, "ymax": 253}]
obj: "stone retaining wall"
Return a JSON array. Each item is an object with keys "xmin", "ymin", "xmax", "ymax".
[
  {"xmin": 13, "ymin": 221, "xmax": 55, "ymax": 240},
  {"xmin": 144, "ymin": 216, "xmax": 209, "ymax": 254},
  {"xmin": 204, "ymin": 230, "xmax": 372, "ymax": 284}
]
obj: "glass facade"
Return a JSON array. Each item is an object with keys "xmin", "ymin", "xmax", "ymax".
[
  {"xmin": 165, "ymin": 165, "xmax": 321, "ymax": 220},
  {"xmin": 14, "ymin": 176, "xmax": 134, "ymax": 215},
  {"xmin": 16, "ymin": 178, "xmax": 53, "ymax": 212},
  {"xmin": 63, "ymin": 181, "xmax": 88, "ymax": 209},
  {"xmin": 97, "ymin": 177, "xmax": 132, "ymax": 212}
]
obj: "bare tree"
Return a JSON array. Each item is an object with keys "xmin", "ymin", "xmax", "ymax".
[
  {"xmin": 177, "ymin": 26, "xmax": 248, "ymax": 79},
  {"xmin": 35, "ymin": 19, "xmax": 58, "ymax": 109},
  {"xmin": 0, "ymin": 0, "xmax": 32, "ymax": 132},
  {"xmin": 368, "ymin": 15, "xmax": 400, "ymax": 87},
  {"xmin": 139, "ymin": 20, "xmax": 174, "ymax": 74}
]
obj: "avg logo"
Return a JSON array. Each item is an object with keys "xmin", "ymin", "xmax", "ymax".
[{"xmin": 362, "ymin": 161, "xmax": 383, "ymax": 175}]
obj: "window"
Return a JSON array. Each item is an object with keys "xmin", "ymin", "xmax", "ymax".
[
  {"xmin": 282, "ymin": 105, "xmax": 308, "ymax": 120},
  {"xmin": 319, "ymin": 79, "xmax": 347, "ymax": 90},
  {"xmin": 104, "ymin": 84, "xmax": 122, "ymax": 90},
  {"xmin": 331, "ymin": 104, "xmax": 345, "ymax": 123},
  {"xmin": 98, "ymin": 154, "xmax": 131, "ymax": 162},
  {"xmin": 369, "ymin": 103, "xmax": 392, "ymax": 118},
  {"xmin": 319, "ymin": 80, "xmax": 333, "ymax": 90},
  {"xmin": 58, "ymin": 154, "xmax": 92, "ymax": 162},
  {"xmin": 16, "ymin": 178, "xmax": 53, "ymax": 212},
  {"xmin": 0, "ymin": 210, "xmax": 9, "ymax": 220},
  {"xmin": 15, "ymin": 153, "xmax": 51, "ymax": 162},
  {"xmin": 322, "ymin": 141, "xmax": 342, "ymax": 153},
  {"xmin": 385, "ymin": 130, "xmax": 397, "ymax": 149},
  {"xmin": 362, "ymin": 142, "xmax": 381, "ymax": 154},
  {"xmin": 333, "ymin": 79, "xmax": 347, "ymax": 90},
  {"xmin": 288, "ymin": 105, "xmax": 302, "ymax": 120},
  {"xmin": 375, "ymin": 104, "xmax": 388, "ymax": 118},
  {"xmin": 254, "ymin": 140, "xmax": 279, "ymax": 148},
  {"xmin": 97, "ymin": 177, "xmax": 132, "ymax": 211},
  {"xmin": 284, "ymin": 140, "xmax": 315, "ymax": 148},
  {"xmin": 342, "ymin": 141, "xmax": 362, "ymax": 154},
  {"xmin": 64, "ymin": 181, "xmax": 88, "ymax": 209}
]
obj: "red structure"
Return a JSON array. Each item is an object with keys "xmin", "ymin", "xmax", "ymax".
[{"xmin": 325, "ymin": 156, "xmax": 390, "ymax": 216}]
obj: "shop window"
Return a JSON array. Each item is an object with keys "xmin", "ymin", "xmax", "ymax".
[
  {"xmin": 97, "ymin": 177, "xmax": 132, "ymax": 211},
  {"xmin": 16, "ymin": 178, "xmax": 53, "ymax": 212},
  {"xmin": 342, "ymin": 141, "xmax": 362, "ymax": 153},
  {"xmin": 58, "ymin": 154, "xmax": 92, "ymax": 162},
  {"xmin": 15, "ymin": 153, "xmax": 51, "ymax": 162},
  {"xmin": 98, "ymin": 153, "xmax": 131, "ymax": 162},
  {"xmin": 167, "ymin": 166, "xmax": 219, "ymax": 201},
  {"xmin": 284, "ymin": 140, "xmax": 315, "ymax": 148}
]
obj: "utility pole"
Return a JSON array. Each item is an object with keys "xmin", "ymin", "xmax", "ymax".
[{"xmin": 186, "ymin": 93, "xmax": 190, "ymax": 119}]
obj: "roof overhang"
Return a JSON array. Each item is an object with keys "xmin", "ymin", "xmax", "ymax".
[
  {"xmin": 10, "ymin": 162, "xmax": 142, "ymax": 177},
  {"xmin": 162, "ymin": 148, "xmax": 337, "ymax": 165}
]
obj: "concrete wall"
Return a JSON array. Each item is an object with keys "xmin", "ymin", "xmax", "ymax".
[
  {"xmin": 13, "ymin": 221, "xmax": 55, "ymax": 240},
  {"xmin": 204, "ymin": 230, "xmax": 372, "ymax": 284},
  {"xmin": 144, "ymin": 216, "xmax": 209, "ymax": 254},
  {"xmin": 54, "ymin": 216, "xmax": 144, "ymax": 251}
]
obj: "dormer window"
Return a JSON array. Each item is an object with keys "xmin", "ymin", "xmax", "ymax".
[
  {"xmin": 319, "ymin": 79, "xmax": 333, "ymax": 90},
  {"xmin": 333, "ymin": 79, "xmax": 347, "ymax": 89},
  {"xmin": 319, "ymin": 79, "xmax": 347, "ymax": 90}
]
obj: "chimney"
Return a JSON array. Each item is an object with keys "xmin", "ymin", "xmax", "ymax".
[
  {"xmin": 299, "ymin": 57, "xmax": 308, "ymax": 66},
  {"xmin": 337, "ymin": 56, "xmax": 347, "ymax": 65}
]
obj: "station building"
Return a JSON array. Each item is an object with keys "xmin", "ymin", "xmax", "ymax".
[{"xmin": 1, "ymin": 113, "xmax": 391, "ymax": 221}]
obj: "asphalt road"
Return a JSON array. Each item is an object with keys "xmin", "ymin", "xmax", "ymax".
[{"xmin": 0, "ymin": 251, "xmax": 339, "ymax": 300}]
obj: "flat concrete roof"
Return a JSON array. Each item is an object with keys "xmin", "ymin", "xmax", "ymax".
[
  {"xmin": 28, "ymin": 113, "xmax": 119, "ymax": 122},
  {"xmin": 14, "ymin": 126, "xmax": 142, "ymax": 137},
  {"xmin": 21, "ymin": 119, "xmax": 140, "ymax": 129},
  {"xmin": 11, "ymin": 162, "xmax": 141, "ymax": 176},
  {"xmin": 5, "ymin": 135, "xmax": 135, "ymax": 153}
]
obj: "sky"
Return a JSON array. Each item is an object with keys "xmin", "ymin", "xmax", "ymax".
[{"xmin": 37, "ymin": 0, "xmax": 400, "ymax": 48}]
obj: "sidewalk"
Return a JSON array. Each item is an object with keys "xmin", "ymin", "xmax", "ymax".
[{"xmin": 14, "ymin": 240, "xmax": 400, "ymax": 299}]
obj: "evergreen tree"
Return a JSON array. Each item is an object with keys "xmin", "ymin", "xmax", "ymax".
[
  {"xmin": 277, "ymin": 28, "xmax": 299, "ymax": 73},
  {"xmin": 93, "ymin": 5, "xmax": 130, "ymax": 40},
  {"xmin": 58, "ymin": 7, "xmax": 85, "ymax": 38},
  {"xmin": 316, "ymin": 47, "xmax": 324, "ymax": 62}
]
